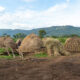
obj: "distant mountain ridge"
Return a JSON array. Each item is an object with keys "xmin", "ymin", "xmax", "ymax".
[{"xmin": 0, "ymin": 25, "xmax": 80, "ymax": 37}]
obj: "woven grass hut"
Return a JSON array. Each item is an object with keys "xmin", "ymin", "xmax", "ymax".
[
  {"xmin": 18, "ymin": 33, "xmax": 44, "ymax": 58},
  {"xmin": 0, "ymin": 37, "xmax": 5, "ymax": 48},
  {"xmin": 42, "ymin": 38, "xmax": 69, "ymax": 56},
  {"xmin": 64, "ymin": 37, "xmax": 80, "ymax": 53},
  {"xmin": 0, "ymin": 36, "xmax": 17, "ymax": 57}
]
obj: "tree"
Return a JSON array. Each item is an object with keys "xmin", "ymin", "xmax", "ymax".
[
  {"xmin": 13, "ymin": 33, "xmax": 27, "ymax": 39},
  {"xmin": 39, "ymin": 30, "xmax": 46, "ymax": 38}
]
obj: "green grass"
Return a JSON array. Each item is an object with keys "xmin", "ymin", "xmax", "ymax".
[
  {"xmin": 34, "ymin": 53, "xmax": 48, "ymax": 58},
  {"xmin": 0, "ymin": 48, "xmax": 12, "ymax": 54},
  {"xmin": 0, "ymin": 48, "xmax": 6, "ymax": 53},
  {"xmin": 0, "ymin": 54, "xmax": 19, "ymax": 59},
  {"xmin": 0, "ymin": 55, "xmax": 13, "ymax": 59}
]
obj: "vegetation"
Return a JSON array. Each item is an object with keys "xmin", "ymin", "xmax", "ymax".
[
  {"xmin": 0, "ymin": 55, "xmax": 13, "ymax": 59},
  {"xmin": 34, "ymin": 53, "xmax": 48, "ymax": 58},
  {"xmin": 57, "ymin": 37, "xmax": 67, "ymax": 44},
  {"xmin": 13, "ymin": 33, "xmax": 27, "ymax": 39},
  {"xmin": 51, "ymin": 34, "xmax": 79, "ymax": 44},
  {"xmin": 0, "ymin": 48, "xmax": 6, "ymax": 53},
  {"xmin": 1, "ymin": 26, "xmax": 80, "ymax": 37},
  {"xmin": 39, "ymin": 30, "xmax": 46, "ymax": 38},
  {"xmin": 2, "ymin": 33, "xmax": 10, "ymax": 37},
  {"xmin": 0, "ymin": 48, "xmax": 14, "ymax": 54}
]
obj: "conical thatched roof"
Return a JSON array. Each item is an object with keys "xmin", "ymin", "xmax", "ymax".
[
  {"xmin": 64, "ymin": 37, "xmax": 80, "ymax": 52},
  {"xmin": 4, "ymin": 37, "xmax": 17, "ymax": 49},
  {"xmin": 0, "ymin": 36, "xmax": 17, "ymax": 49},
  {"xmin": 19, "ymin": 33, "xmax": 44, "ymax": 53}
]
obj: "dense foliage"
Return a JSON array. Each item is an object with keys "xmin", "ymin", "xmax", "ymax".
[{"xmin": 13, "ymin": 33, "xmax": 27, "ymax": 39}]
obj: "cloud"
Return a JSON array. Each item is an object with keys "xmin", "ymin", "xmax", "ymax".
[
  {"xmin": 0, "ymin": 1, "xmax": 80, "ymax": 30},
  {"xmin": 0, "ymin": 6, "xmax": 5, "ymax": 12}
]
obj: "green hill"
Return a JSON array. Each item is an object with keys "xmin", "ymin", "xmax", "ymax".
[{"xmin": 0, "ymin": 25, "xmax": 80, "ymax": 37}]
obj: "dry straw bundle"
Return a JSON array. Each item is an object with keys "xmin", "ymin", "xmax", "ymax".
[
  {"xmin": 42, "ymin": 38, "xmax": 69, "ymax": 56},
  {"xmin": 64, "ymin": 37, "xmax": 80, "ymax": 53}
]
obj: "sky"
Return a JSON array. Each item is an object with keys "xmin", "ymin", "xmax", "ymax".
[{"xmin": 0, "ymin": 0, "xmax": 80, "ymax": 29}]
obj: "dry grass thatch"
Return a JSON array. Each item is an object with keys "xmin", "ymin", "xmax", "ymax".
[
  {"xmin": 18, "ymin": 33, "xmax": 44, "ymax": 54},
  {"xmin": 0, "ymin": 36, "xmax": 17, "ymax": 57},
  {"xmin": 42, "ymin": 38, "xmax": 70, "ymax": 56},
  {"xmin": 4, "ymin": 37, "xmax": 17, "ymax": 49},
  {"xmin": 64, "ymin": 37, "xmax": 80, "ymax": 53},
  {"xmin": 0, "ymin": 37, "xmax": 5, "ymax": 48},
  {"xmin": 0, "ymin": 36, "xmax": 17, "ymax": 49}
]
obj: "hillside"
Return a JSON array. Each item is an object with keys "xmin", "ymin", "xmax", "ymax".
[{"xmin": 0, "ymin": 25, "xmax": 80, "ymax": 36}]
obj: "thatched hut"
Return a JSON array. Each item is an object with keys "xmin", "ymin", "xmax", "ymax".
[
  {"xmin": 64, "ymin": 37, "xmax": 80, "ymax": 53},
  {"xmin": 18, "ymin": 33, "xmax": 44, "ymax": 58},
  {"xmin": 42, "ymin": 38, "xmax": 69, "ymax": 56},
  {"xmin": 0, "ymin": 36, "xmax": 17, "ymax": 57},
  {"xmin": 0, "ymin": 37, "xmax": 5, "ymax": 48}
]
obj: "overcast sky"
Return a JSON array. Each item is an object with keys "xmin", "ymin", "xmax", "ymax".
[{"xmin": 0, "ymin": 0, "xmax": 80, "ymax": 29}]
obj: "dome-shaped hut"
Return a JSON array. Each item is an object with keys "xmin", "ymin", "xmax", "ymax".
[
  {"xmin": 0, "ymin": 37, "xmax": 5, "ymax": 48},
  {"xmin": 4, "ymin": 37, "xmax": 17, "ymax": 50},
  {"xmin": 18, "ymin": 33, "xmax": 44, "ymax": 57},
  {"xmin": 42, "ymin": 38, "xmax": 69, "ymax": 56},
  {"xmin": 64, "ymin": 37, "xmax": 80, "ymax": 53},
  {"xmin": 0, "ymin": 36, "xmax": 17, "ymax": 57}
]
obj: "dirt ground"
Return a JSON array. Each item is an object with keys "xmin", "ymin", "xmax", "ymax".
[{"xmin": 0, "ymin": 54, "xmax": 80, "ymax": 80}]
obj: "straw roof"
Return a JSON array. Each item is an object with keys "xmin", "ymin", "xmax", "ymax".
[
  {"xmin": 64, "ymin": 37, "xmax": 80, "ymax": 52},
  {"xmin": 19, "ymin": 33, "xmax": 44, "ymax": 53}
]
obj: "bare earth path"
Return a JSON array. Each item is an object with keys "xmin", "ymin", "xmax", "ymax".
[{"xmin": 0, "ymin": 54, "xmax": 80, "ymax": 80}]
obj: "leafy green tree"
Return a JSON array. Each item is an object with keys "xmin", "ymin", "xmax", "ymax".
[
  {"xmin": 13, "ymin": 33, "xmax": 27, "ymax": 39},
  {"xmin": 39, "ymin": 30, "xmax": 46, "ymax": 38}
]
